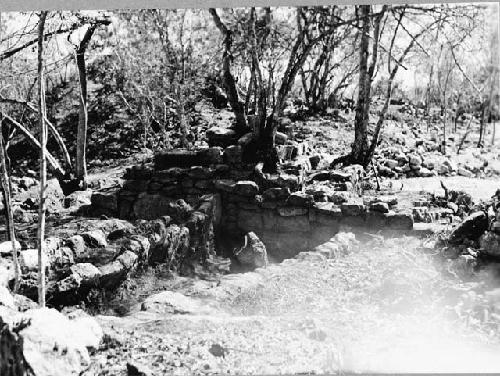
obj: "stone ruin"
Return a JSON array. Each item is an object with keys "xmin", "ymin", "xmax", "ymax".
[{"xmin": 91, "ymin": 145, "xmax": 414, "ymax": 263}]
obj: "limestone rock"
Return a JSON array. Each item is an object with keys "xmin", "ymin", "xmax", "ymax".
[
  {"xmin": 262, "ymin": 187, "xmax": 291, "ymax": 201},
  {"xmin": 449, "ymin": 211, "xmax": 488, "ymax": 245},
  {"xmin": 370, "ymin": 202, "xmax": 389, "ymax": 213},
  {"xmin": 127, "ymin": 362, "xmax": 153, "ymax": 376},
  {"xmin": 0, "ymin": 258, "xmax": 14, "ymax": 288},
  {"xmin": 141, "ymin": 291, "xmax": 215, "ymax": 315},
  {"xmin": 63, "ymin": 190, "xmax": 92, "ymax": 209},
  {"xmin": 81, "ymin": 230, "xmax": 107, "ymax": 248},
  {"xmin": 328, "ymin": 192, "xmax": 349, "ymax": 205},
  {"xmin": 66, "ymin": 235, "xmax": 86, "ymax": 260},
  {"xmin": 213, "ymin": 179, "xmax": 235, "ymax": 192},
  {"xmin": 154, "ymin": 149, "xmax": 201, "ymax": 169},
  {"xmin": 0, "ymin": 286, "xmax": 15, "ymax": 309},
  {"xmin": 99, "ymin": 251, "xmax": 138, "ymax": 288},
  {"xmin": 378, "ymin": 165, "xmax": 395, "ymax": 177},
  {"xmin": 491, "ymin": 221, "xmax": 500, "ymax": 235},
  {"xmin": 70, "ymin": 263, "xmax": 102, "ymax": 285},
  {"xmin": 234, "ymin": 181, "xmax": 259, "ymax": 197},
  {"xmin": 457, "ymin": 166, "xmax": 474, "ymax": 178},
  {"xmin": 287, "ymin": 192, "xmax": 314, "ymax": 207},
  {"xmin": 418, "ymin": 167, "xmax": 435, "ymax": 177},
  {"xmin": 0, "ymin": 307, "xmax": 102, "ymax": 376},
  {"xmin": 479, "ymin": 232, "xmax": 500, "ymax": 258},
  {"xmin": 91, "ymin": 190, "xmax": 118, "ymax": 213},
  {"xmin": 120, "ymin": 235, "xmax": 150, "ymax": 264},
  {"xmin": 408, "ymin": 154, "xmax": 422, "ymax": 166},
  {"xmin": 329, "ymin": 170, "xmax": 352, "ymax": 182},
  {"xmin": 206, "ymin": 126, "xmax": 237, "ymax": 147},
  {"xmin": 235, "ymin": 232, "xmax": 268, "ymax": 269},
  {"xmin": 20, "ymin": 249, "xmax": 49, "ymax": 272},
  {"xmin": 277, "ymin": 206, "xmax": 308, "ymax": 216},
  {"xmin": 0, "ymin": 240, "xmax": 21, "ymax": 256},
  {"xmin": 384, "ymin": 159, "xmax": 398, "ymax": 169},
  {"xmin": 148, "ymin": 224, "xmax": 190, "ymax": 267},
  {"xmin": 341, "ymin": 200, "xmax": 365, "ymax": 216}
]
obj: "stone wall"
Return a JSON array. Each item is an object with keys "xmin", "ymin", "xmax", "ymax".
[{"xmin": 91, "ymin": 146, "xmax": 414, "ymax": 260}]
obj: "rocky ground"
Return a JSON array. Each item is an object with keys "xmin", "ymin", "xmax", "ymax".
[
  {"xmin": 2, "ymin": 102, "xmax": 500, "ymax": 375},
  {"xmin": 82, "ymin": 234, "xmax": 500, "ymax": 375}
]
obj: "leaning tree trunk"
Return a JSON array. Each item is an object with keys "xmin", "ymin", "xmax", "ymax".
[
  {"xmin": 0, "ymin": 111, "xmax": 64, "ymax": 175},
  {"xmin": 37, "ymin": 11, "xmax": 48, "ymax": 308}
]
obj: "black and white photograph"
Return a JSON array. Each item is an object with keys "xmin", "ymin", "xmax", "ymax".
[{"xmin": 0, "ymin": 1, "xmax": 500, "ymax": 375}]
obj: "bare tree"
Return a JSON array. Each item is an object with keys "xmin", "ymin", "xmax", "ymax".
[
  {"xmin": 71, "ymin": 18, "xmax": 110, "ymax": 188},
  {"xmin": 209, "ymin": 8, "xmax": 249, "ymax": 135},
  {"xmin": 37, "ymin": 10, "xmax": 48, "ymax": 307},
  {"xmin": 210, "ymin": 6, "xmax": 358, "ymax": 172},
  {"xmin": 333, "ymin": 4, "xmax": 463, "ymax": 167},
  {"xmin": 0, "ymin": 118, "xmax": 20, "ymax": 292},
  {"xmin": 333, "ymin": 5, "xmax": 387, "ymax": 167},
  {"xmin": 0, "ymin": 12, "xmax": 20, "ymax": 292}
]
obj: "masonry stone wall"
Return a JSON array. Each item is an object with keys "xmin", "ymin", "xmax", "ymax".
[{"xmin": 91, "ymin": 146, "xmax": 414, "ymax": 260}]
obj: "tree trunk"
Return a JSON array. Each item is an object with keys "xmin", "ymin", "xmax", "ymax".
[
  {"xmin": 492, "ymin": 121, "xmax": 496, "ymax": 146},
  {"xmin": 75, "ymin": 27, "xmax": 95, "ymax": 189},
  {"xmin": 352, "ymin": 5, "xmax": 371, "ymax": 164},
  {"xmin": 209, "ymin": 9, "xmax": 248, "ymax": 135},
  {"xmin": 0, "ymin": 119, "xmax": 20, "ymax": 292},
  {"xmin": 442, "ymin": 104, "xmax": 447, "ymax": 154},
  {"xmin": 37, "ymin": 11, "xmax": 48, "ymax": 308},
  {"xmin": 477, "ymin": 102, "xmax": 486, "ymax": 148}
]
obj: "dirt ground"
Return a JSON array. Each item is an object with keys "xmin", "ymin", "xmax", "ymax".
[{"xmin": 84, "ymin": 236, "xmax": 500, "ymax": 375}]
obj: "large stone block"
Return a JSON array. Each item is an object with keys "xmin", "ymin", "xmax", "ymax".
[
  {"xmin": 206, "ymin": 127, "xmax": 237, "ymax": 147},
  {"xmin": 124, "ymin": 166, "xmax": 153, "ymax": 180},
  {"xmin": 449, "ymin": 211, "xmax": 488, "ymax": 245},
  {"xmin": 286, "ymin": 192, "xmax": 314, "ymax": 207},
  {"xmin": 384, "ymin": 211, "xmax": 414, "ymax": 230},
  {"xmin": 234, "ymin": 181, "xmax": 259, "ymax": 197},
  {"xmin": 155, "ymin": 149, "xmax": 221, "ymax": 169},
  {"xmin": 341, "ymin": 200, "xmax": 366, "ymax": 216},
  {"xmin": 312, "ymin": 202, "xmax": 342, "ymax": 217}
]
